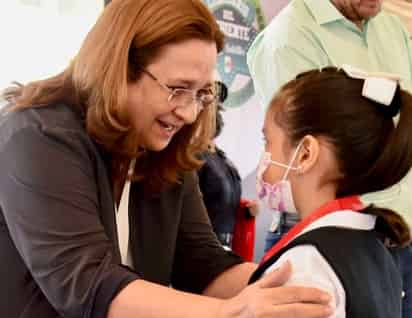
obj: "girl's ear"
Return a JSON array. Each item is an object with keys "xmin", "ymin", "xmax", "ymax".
[{"xmin": 296, "ymin": 135, "xmax": 320, "ymax": 174}]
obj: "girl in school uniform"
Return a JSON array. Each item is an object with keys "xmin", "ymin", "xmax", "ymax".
[{"xmin": 251, "ymin": 66, "xmax": 412, "ymax": 317}]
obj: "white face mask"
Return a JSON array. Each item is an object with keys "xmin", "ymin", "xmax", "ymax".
[{"xmin": 256, "ymin": 141, "xmax": 303, "ymax": 213}]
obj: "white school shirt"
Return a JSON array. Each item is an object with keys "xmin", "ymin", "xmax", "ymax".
[{"xmin": 263, "ymin": 211, "xmax": 377, "ymax": 318}]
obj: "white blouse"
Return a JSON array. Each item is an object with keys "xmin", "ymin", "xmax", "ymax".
[{"xmin": 116, "ymin": 160, "xmax": 136, "ymax": 268}]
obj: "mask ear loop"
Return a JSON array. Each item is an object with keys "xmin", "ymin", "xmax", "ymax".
[{"xmin": 281, "ymin": 140, "xmax": 304, "ymax": 181}]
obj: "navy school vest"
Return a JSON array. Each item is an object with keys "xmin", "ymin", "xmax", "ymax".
[{"xmin": 250, "ymin": 227, "xmax": 402, "ymax": 318}]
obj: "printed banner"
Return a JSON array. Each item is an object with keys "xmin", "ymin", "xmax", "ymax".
[
  {"xmin": 203, "ymin": 0, "xmax": 267, "ymax": 179},
  {"xmin": 204, "ymin": 0, "xmax": 265, "ymax": 108}
]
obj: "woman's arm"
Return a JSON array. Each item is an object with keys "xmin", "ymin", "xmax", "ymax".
[
  {"xmin": 108, "ymin": 279, "xmax": 223, "ymax": 318},
  {"xmin": 108, "ymin": 261, "xmax": 333, "ymax": 318},
  {"xmin": 0, "ymin": 121, "xmax": 138, "ymax": 318},
  {"xmin": 106, "ymin": 173, "xmax": 333, "ymax": 318},
  {"xmin": 203, "ymin": 262, "xmax": 258, "ymax": 298}
]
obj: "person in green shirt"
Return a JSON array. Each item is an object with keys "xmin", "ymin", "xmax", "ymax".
[{"xmin": 247, "ymin": 1, "xmax": 412, "ymax": 316}]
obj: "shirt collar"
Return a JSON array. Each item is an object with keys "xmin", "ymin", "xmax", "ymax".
[
  {"xmin": 300, "ymin": 210, "xmax": 377, "ymax": 238},
  {"xmin": 302, "ymin": 0, "xmax": 378, "ymax": 34}
]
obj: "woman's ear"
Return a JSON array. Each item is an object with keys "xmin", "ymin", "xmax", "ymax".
[{"xmin": 296, "ymin": 135, "xmax": 320, "ymax": 174}]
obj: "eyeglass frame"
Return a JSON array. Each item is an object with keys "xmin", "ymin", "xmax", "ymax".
[{"xmin": 140, "ymin": 68, "xmax": 218, "ymax": 111}]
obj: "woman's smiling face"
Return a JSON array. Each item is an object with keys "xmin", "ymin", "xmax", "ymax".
[{"xmin": 126, "ymin": 38, "xmax": 217, "ymax": 151}]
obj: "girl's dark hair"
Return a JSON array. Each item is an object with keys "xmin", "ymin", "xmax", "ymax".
[{"xmin": 271, "ymin": 67, "xmax": 412, "ymax": 246}]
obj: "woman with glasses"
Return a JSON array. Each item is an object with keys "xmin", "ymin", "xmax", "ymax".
[{"xmin": 0, "ymin": 1, "xmax": 332, "ymax": 317}]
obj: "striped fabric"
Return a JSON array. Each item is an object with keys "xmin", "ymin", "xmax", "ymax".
[{"xmin": 384, "ymin": 0, "xmax": 412, "ymax": 35}]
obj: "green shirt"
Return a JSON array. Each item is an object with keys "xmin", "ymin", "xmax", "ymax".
[
  {"xmin": 247, "ymin": 0, "xmax": 412, "ymax": 107},
  {"xmin": 247, "ymin": 0, "xmax": 412, "ymax": 226}
]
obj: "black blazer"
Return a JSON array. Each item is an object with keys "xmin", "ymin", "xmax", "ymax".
[{"xmin": 0, "ymin": 104, "xmax": 242, "ymax": 318}]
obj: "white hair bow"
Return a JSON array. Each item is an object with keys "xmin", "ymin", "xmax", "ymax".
[
  {"xmin": 341, "ymin": 64, "xmax": 401, "ymax": 105},
  {"xmin": 341, "ymin": 64, "xmax": 402, "ymax": 126}
]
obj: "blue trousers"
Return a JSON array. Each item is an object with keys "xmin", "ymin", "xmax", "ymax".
[{"xmin": 263, "ymin": 223, "xmax": 293, "ymax": 253}]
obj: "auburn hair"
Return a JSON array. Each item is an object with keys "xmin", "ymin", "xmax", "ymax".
[
  {"xmin": 3, "ymin": 0, "xmax": 224, "ymax": 195},
  {"xmin": 270, "ymin": 67, "xmax": 412, "ymax": 246}
]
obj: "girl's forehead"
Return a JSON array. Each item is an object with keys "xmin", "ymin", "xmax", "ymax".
[{"xmin": 264, "ymin": 109, "xmax": 281, "ymax": 132}]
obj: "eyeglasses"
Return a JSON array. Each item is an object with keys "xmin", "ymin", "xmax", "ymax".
[{"xmin": 141, "ymin": 69, "xmax": 217, "ymax": 111}]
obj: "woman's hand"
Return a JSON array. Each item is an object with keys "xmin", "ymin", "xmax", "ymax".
[{"xmin": 218, "ymin": 262, "xmax": 333, "ymax": 318}]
